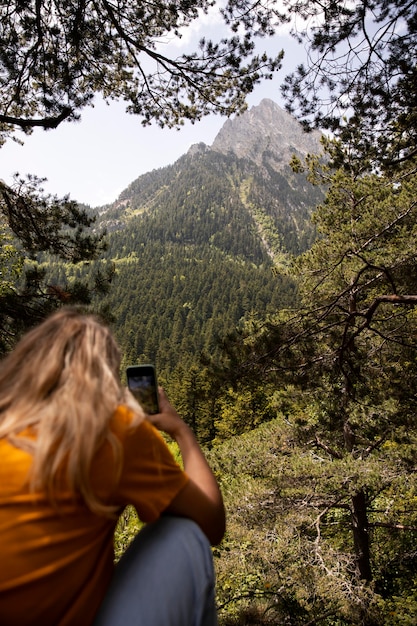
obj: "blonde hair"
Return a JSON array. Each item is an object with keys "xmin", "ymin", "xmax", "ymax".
[{"xmin": 0, "ymin": 307, "xmax": 139, "ymax": 515}]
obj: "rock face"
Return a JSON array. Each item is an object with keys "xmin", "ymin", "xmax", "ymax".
[{"xmin": 210, "ymin": 98, "xmax": 322, "ymax": 171}]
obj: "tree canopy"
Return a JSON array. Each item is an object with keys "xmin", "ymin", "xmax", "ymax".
[
  {"xmin": 3, "ymin": 0, "xmax": 415, "ymax": 148},
  {"xmin": 0, "ymin": 0, "xmax": 284, "ymax": 138},
  {"xmin": 279, "ymin": 0, "xmax": 417, "ymax": 167},
  {"xmin": 0, "ymin": 174, "xmax": 114, "ymax": 354}
]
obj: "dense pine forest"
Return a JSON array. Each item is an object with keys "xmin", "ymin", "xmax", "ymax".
[{"xmin": 94, "ymin": 145, "xmax": 318, "ymax": 374}]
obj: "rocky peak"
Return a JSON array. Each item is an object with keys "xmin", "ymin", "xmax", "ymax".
[
  {"xmin": 210, "ymin": 98, "xmax": 322, "ymax": 171},
  {"xmin": 187, "ymin": 141, "xmax": 209, "ymax": 157}
]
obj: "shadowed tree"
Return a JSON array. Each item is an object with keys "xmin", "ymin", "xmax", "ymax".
[{"xmin": 0, "ymin": 175, "xmax": 113, "ymax": 353}]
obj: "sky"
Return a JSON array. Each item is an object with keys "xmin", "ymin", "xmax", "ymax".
[{"xmin": 0, "ymin": 11, "xmax": 305, "ymax": 208}]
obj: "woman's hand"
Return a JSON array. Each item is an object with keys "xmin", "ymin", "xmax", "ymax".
[
  {"xmin": 146, "ymin": 387, "xmax": 190, "ymax": 441},
  {"xmin": 147, "ymin": 387, "xmax": 226, "ymax": 545}
]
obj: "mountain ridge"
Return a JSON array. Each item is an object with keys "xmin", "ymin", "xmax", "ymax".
[
  {"xmin": 100, "ymin": 99, "xmax": 322, "ymax": 215},
  {"xmin": 210, "ymin": 98, "xmax": 322, "ymax": 171},
  {"xmin": 96, "ymin": 99, "xmax": 324, "ymax": 261},
  {"xmin": 186, "ymin": 99, "xmax": 322, "ymax": 169}
]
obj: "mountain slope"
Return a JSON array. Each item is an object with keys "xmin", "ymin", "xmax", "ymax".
[{"xmin": 88, "ymin": 100, "xmax": 324, "ymax": 386}]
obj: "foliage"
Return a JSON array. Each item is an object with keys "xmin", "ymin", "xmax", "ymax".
[
  {"xmin": 218, "ymin": 150, "xmax": 417, "ymax": 399},
  {"xmin": 213, "ymin": 382, "xmax": 277, "ymax": 441},
  {"xmin": 207, "ymin": 418, "xmax": 417, "ymax": 625},
  {"xmin": 114, "ymin": 505, "xmax": 143, "ymax": 563},
  {"xmin": 279, "ymin": 0, "xmax": 417, "ymax": 167},
  {"xmin": 209, "ymin": 142, "xmax": 417, "ymax": 620},
  {"xmin": 113, "ymin": 411, "xmax": 417, "ymax": 624},
  {"xmin": 0, "ymin": 216, "xmax": 23, "ymax": 295},
  {"xmin": 1, "ymin": 176, "xmax": 103, "ymax": 261},
  {"xmin": 0, "ymin": 0, "xmax": 284, "ymax": 137},
  {"xmin": 0, "ymin": 175, "xmax": 111, "ymax": 353}
]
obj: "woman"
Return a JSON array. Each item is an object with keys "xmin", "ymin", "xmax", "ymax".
[{"xmin": 0, "ymin": 307, "xmax": 225, "ymax": 625}]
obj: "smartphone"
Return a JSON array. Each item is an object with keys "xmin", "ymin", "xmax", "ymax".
[{"xmin": 126, "ymin": 364, "xmax": 160, "ymax": 415}]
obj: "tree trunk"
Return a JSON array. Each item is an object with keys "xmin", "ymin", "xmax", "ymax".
[{"xmin": 351, "ymin": 488, "xmax": 372, "ymax": 582}]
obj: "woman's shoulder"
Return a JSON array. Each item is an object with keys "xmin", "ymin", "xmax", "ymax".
[
  {"xmin": 110, "ymin": 405, "xmax": 159, "ymax": 441},
  {"xmin": 111, "ymin": 404, "xmax": 143, "ymax": 433},
  {"xmin": 111, "ymin": 405, "xmax": 178, "ymax": 466}
]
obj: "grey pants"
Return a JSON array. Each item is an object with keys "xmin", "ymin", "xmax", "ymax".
[{"xmin": 93, "ymin": 516, "xmax": 218, "ymax": 626}]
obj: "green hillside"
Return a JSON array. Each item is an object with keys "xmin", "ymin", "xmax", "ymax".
[{"xmin": 92, "ymin": 149, "xmax": 321, "ymax": 375}]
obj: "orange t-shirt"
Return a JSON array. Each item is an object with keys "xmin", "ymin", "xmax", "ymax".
[{"xmin": 0, "ymin": 406, "xmax": 189, "ymax": 626}]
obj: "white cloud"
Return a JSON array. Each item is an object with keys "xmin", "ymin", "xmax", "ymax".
[{"xmin": 157, "ymin": 3, "xmax": 225, "ymax": 51}]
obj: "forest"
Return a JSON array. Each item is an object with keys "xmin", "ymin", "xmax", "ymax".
[{"xmin": 1, "ymin": 1, "xmax": 416, "ymax": 624}]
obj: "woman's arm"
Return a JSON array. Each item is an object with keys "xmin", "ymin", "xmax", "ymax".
[{"xmin": 146, "ymin": 388, "xmax": 226, "ymax": 545}]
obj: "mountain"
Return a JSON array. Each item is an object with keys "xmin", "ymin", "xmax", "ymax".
[
  {"xmin": 99, "ymin": 100, "xmax": 323, "ymax": 256},
  {"xmin": 79, "ymin": 100, "xmax": 324, "ymax": 413},
  {"xmin": 211, "ymin": 98, "xmax": 322, "ymax": 172}
]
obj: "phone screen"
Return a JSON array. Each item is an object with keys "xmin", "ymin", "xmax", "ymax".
[{"xmin": 126, "ymin": 365, "xmax": 159, "ymax": 415}]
